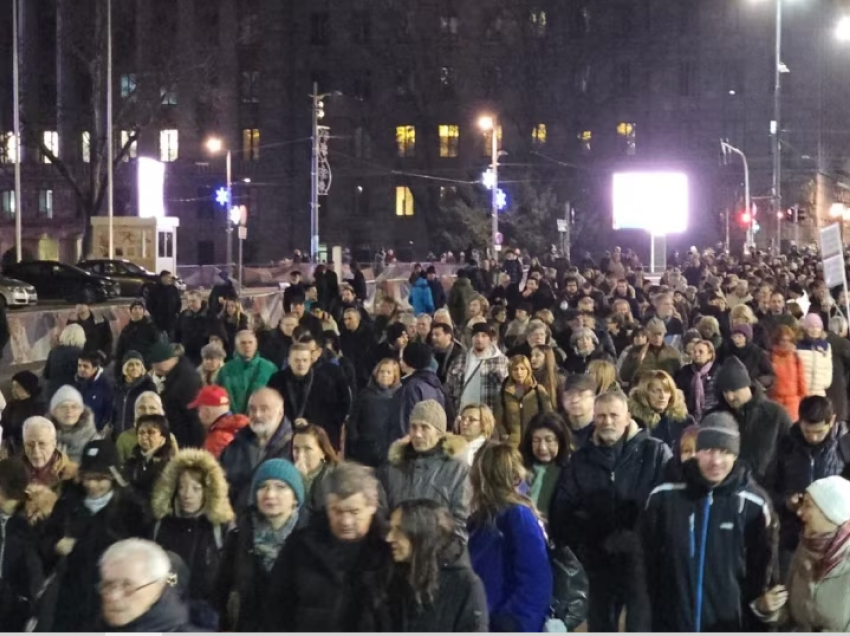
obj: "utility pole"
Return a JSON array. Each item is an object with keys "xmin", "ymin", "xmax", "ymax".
[
  {"xmin": 310, "ymin": 82, "xmax": 320, "ymax": 264},
  {"xmin": 225, "ymin": 150, "xmax": 232, "ymax": 277},
  {"xmin": 12, "ymin": 0, "xmax": 22, "ymax": 262},
  {"xmin": 721, "ymin": 140, "xmax": 753, "ymax": 249},
  {"xmin": 490, "ymin": 118, "xmax": 499, "ymax": 259},
  {"xmin": 106, "ymin": 0, "xmax": 114, "ymax": 258},
  {"xmin": 725, "ymin": 207, "xmax": 730, "ymax": 253},
  {"xmin": 772, "ymin": 0, "xmax": 783, "ymax": 256}
]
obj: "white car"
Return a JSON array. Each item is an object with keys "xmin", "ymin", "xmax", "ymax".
[{"xmin": 0, "ymin": 275, "xmax": 38, "ymax": 308}]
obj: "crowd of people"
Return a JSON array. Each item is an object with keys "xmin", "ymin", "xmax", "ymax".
[{"xmin": 0, "ymin": 246, "xmax": 849, "ymax": 631}]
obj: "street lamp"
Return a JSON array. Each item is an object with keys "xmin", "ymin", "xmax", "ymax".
[
  {"xmin": 205, "ymin": 137, "xmax": 233, "ymax": 277},
  {"xmin": 310, "ymin": 85, "xmax": 341, "ymax": 264},
  {"xmin": 721, "ymin": 139, "xmax": 754, "ymax": 249},
  {"xmin": 837, "ymin": 15, "xmax": 850, "ymax": 41},
  {"xmin": 478, "ymin": 115, "xmax": 499, "ymax": 257}
]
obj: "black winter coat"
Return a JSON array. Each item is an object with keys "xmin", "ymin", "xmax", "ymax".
[
  {"xmin": 348, "ymin": 380, "xmax": 402, "ymax": 468},
  {"xmin": 675, "ymin": 362, "xmax": 719, "ymax": 422},
  {"xmin": 340, "ymin": 324, "xmax": 377, "ymax": 390},
  {"xmin": 1, "ymin": 396, "xmax": 47, "ymax": 455},
  {"xmin": 91, "ymin": 586, "xmax": 192, "ymax": 632},
  {"xmin": 160, "ymin": 356, "xmax": 203, "ymax": 448},
  {"xmin": 257, "ymin": 329, "xmax": 292, "ymax": 369},
  {"xmin": 220, "ymin": 422, "xmax": 291, "ymax": 512},
  {"xmin": 562, "ymin": 345, "xmax": 613, "ymax": 375},
  {"xmin": 44, "ymin": 344, "xmax": 82, "ymax": 400},
  {"xmin": 551, "ymin": 422, "xmax": 672, "ymax": 569},
  {"xmin": 124, "ymin": 442, "xmax": 176, "ymax": 500},
  {"xmin": 220, "ymin": 313, "xmax": 249, "ymax": 356},
  {"xmin": 175, "ymin": 308, "xmax": 214, "ymax": 366},
  {"xmin": 68, "ymin": 312, "xmax": 114, "ymax": 363},
  {"xmin": 0, "ymin": 509, "xmax": 44, "ymax": 631},
  {"xmin": 642, "ymin": 461, "xmax": 778, "ymax": 632},
  {"xmin": 709, "ymin": 384, "xmax": 792, "ymax": 483},
  {"xmin": 765, "ymin": 423, "xmax": 850, "ymax": 551},
  {"xmin": 147, "ymin": 283, "xmax": 183, "ymax": 335},
  {"xmin": 826, "ymin": 333, "xmax": 850, "ymax": 422},
  {"xmin": 154, "ymin": 516, "xmax": 225, "ymax": 608},
  {"xmin": 721, "ymin": 342, "xmax": 776, "ymax": 391},
  {"xmin": 264, "ymin": 515, "xmax": 394, "ymax": 632},
  {"xmin": 428, "ymin": 277, "xmax": 448, "ymax": 310},
  {"xmin": 115, "ymin": 318, "xmax": 162, "ymax": 370},
  {"xmin": 111, "ymin": 374, "xmax": 157, "ymax": 437}
]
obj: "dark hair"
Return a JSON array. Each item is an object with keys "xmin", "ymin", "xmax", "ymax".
[
  {"xmin": 78, "ymin": 350, "xmax": 105, "ymax": 367},
  {"xmin": 393, "ymin": 500, "xmax": 455, "ymax": 607},
  {"xmin": 799, "ymin": 395, "xmax": 834, "ymax": 425},
  {"xmin": 292, "ymin": 423, "xmax": 339, "ymax": 464},
  {"xmin": 431, "ymin": 323, "xmax": 453, "ymax": 337},
  {"xmin": 135, "ymin": 413, "xmax": 170, "ymax": 437},
  {"xmin": 289, "ymin": 294, "xmax": 306, "ymax": 305},
  {"xmin": 519, "ymin": 412, "xmax": 571, "ymax": 466},
  {"xmin": 294, "ymin": 332, "xmax": 318, "ymax": 349}
]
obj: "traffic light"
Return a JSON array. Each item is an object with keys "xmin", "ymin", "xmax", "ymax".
[{"xmin": 739, "ymin": 210, "xmax": 751, "ymax": 226}]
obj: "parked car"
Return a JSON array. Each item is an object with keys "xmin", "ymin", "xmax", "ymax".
[
  {"xmin": 4, "ymin": 261, "xmax": 120, "ymax": 303},
  {"xmin": 0, "ymin": 275, "xmax": 38, "ymax": 308},
  {"xmin": 77, "ymin": 259, "xmax": 186, "ymax": 298}
]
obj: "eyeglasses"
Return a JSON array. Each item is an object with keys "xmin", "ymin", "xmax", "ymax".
[{"xmin": 97, "ymin": 578, "xmax": 162, "ymax": 597}]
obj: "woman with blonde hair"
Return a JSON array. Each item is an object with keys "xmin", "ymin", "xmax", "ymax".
[
  {"xmin": 628, "ymin": 370, "xmax": 694, "ymax": 447},
  {"xmin": 463, "ymin": 295, "xmax": 491, "ymax": 348},
  {"xmin": 494, "ymin": 355, "xmax": 552, "ymax": 449},
  {"xmin": 44, "ymin": 323, "xmax": 86, "ymax": 400},
  {"xmin": 457, "ymin": 403, "xmax": 496, "ymax": 466},
  {"xmin": 348, "ymin": 358, "xmax": 403, "ymax": 467},
  {"xmin": 730, "ymin": 303, "xmax": 769, "ymax": 349},
  {"xmin": 529, "ymin": 345, "xmax": 562, "ymax": 406},
  {"xmin": 221, "ymin": 297, "xmax": 249, "ymax": 356},
  {"xmin": 587, "ymin": 359, "xmax": 620, "ymax": 395},
  {"xmin": 534, "ymin": 309, "xmax": 555, "ymax": 327}
]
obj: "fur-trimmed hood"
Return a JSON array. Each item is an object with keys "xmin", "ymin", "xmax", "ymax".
[
  {"xmin": 150, "ymin": 448, "xmax": 234, "ymax": 524},
  {"xmin": 628, "ymin": 388, "xmax": 688, "ymax": 429},
  {"xmin": 388, "ymin": 433, "xmax": 468, "ymax": 466}
]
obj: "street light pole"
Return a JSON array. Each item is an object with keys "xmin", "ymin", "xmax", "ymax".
[
  {"xmin": 106, "ymin": 0, "xmax": 114, "ymax": 259},
  {"xmin": 490, "ymin": 117, "xmax": 499, "ymax": 258},
  {"xmin": 12, "ymin": 0, "xmax": 21, "ymax": 262},
  {"xmin": 721, "ymin": 140, "xmax": 753, "ymax": 249},
  {"xmin": 226, "ymin": 149, "xmax": 232, "ymax": 277},
  {"xmin": 772, "ymin": 0, "xmax": 783, "ymax": 254},
  {"xmin": 310, "ymin": 82, "xmax": 320, "ymax": 264}
]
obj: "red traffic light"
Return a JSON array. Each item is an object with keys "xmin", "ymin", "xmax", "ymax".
[{"xmin": 740, "ymin": 211, "xmax": 751, "ymax": 224}]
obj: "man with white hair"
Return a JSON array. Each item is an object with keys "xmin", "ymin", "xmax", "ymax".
[
  {"xmin": 20, "ymin": 417, "xmax": 77, "ymax": 524},
  {"xmin": 98, "ymin": 538, "xmax": 190, "ymax": 631}
]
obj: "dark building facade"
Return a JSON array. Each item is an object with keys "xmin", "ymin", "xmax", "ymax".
[{"xmin": 0, "ymin": 0, "xmax": 848, "ymax": 264}]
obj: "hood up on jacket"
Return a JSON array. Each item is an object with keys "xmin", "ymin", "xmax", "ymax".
[
  {"xmin": 150, "ymin": 448, "xmax": 235, "ymax": 524},
  {"xmin": 388, "ymin": 433, "xmax": 468, "ymax": 466}
]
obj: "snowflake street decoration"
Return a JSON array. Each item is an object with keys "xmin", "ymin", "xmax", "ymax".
[
  {"xmin": 215, "ymin": 187, "xmax": 230, "ymax": 207},
  {"xmin": 317, "ymin": 126, "xmax": 332, "ymax": 195}
]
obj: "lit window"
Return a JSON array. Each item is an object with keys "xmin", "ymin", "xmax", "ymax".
[
  {"xmin": 120, "ymin": 73, "xmax": 137, "ymax": 99},
  {"xmin": 439, "ymin": 124, "xmax": 459, "ymax": 158},
  {"xmin": 530, "ymin": 10, "xmax": 547, "ymax": 36},
  {"xmin": 440, "ymin": 15, "xmax": 459, "ymax": 35},
  {"xmin": 578, "ymin": 130, "xmax": 592, "ymax": 153},
  {"xmin": 1, "ymin": 132, "xmax": 18, "ymax": 164},
  {"xmin": 482, "ymin": 125, "xmax": 503, "ymax": 157},
  {"xmin": 396, "ymin": 186, "xmax": 414, "ymax": 216},
  {"xmin": 241, "ymin": 71, "xmax": 260, "ymax": 104},
  {"xmin": 532, "ymin": 124, "xmax": 547, "ymax": 145},
  {"xmin": 120, "ymin": 130, "xmax": 138, "ymax": 161},
  {"xmin": 1, "ymin": 191, "xmax": 15, "ymax": 217},
  {"xmin": 617, "ymin": 122, "xmax": 636, "ymax": 156},
  {"xmin": 396, "ymin": 125, "xmax": 416, "ymax": 157},
  {"xmin": 161, "ymin": 86, "xmax": 177, "ymax": 105},
  {"xmin": 42, "ymin": 131, "xmax": 59, "ymax": 163},
  {"xmin": 159, "ymin": 129, "xmax": 179, "ymax": 162},
  {"xmin": 38, "ymin": 190, "xmax": 53, "ymax": 219},
  {"xmin": 81, "ymin": 132, "xmax": 91, "ymax": 163},
  {"xmin": 242, "ymin": 128, "xmax": 260, "ymax": 161}
]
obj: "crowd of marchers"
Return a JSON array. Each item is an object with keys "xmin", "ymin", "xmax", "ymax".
[{"xmin": 0, "ymin": 246, "xmax": 849, "ymax": 632}]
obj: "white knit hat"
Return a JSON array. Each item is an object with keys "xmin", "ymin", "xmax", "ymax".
[
  {"xmin": 49, "ymin": 385, "xmax": 85, "ymax": 414},
  {"xmin": 807, "ymin": 476, "xmax": 850, "ymax": 526}
]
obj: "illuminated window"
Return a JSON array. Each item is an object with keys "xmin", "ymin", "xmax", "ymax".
[
  {"xmin": 578, "ymin": 130, "xmax": 592, "ymax": 153},
  {"xmin": 439, "ymin": 124, "xmax": 459, "ymax": 158},
  {"xmin": 482, "ymin": 125, "xmax": 503, "ymax": 157},
  {"xmin": 1, "ymin": 191, "xmax": 15, "ymax": 217},
  {"xmin": 120, "ymin": 73, "xmax": 137, "ymax": 99},
  {"xmin": 121, "ymin": 130, "xmax": 138, "ymax": 161},
  {"xmin": 396, "ymin": 125, "xmax": 416, "ymax": 157},
  {"xmin": 1, "ymin": 132, "xmax": 18, "ymax": 164},
  {"xmin": 617, "ymin": 122, "xmax": 636, "ymax": 156},
  {"xmin": 396, "ymin": 186, "xmax": 414, "ymax": 216},
  {"xmin": 532, "ymin": 124, "xmax": 547, "ymax": 145},
  {"xmin": 81, "ymin": 132, "xmax": 91, "ymax": 163},
  {"xmin": 159, "ymin": 129, "xmax": 179, "ymax": 162},
  {"xmin": 160, "ymin": 86, "xmax": 177, "ymax": 105},
  {"xmin": 242, "ymin": 128, "xmax": 260, "ymax": 160},
  {"xmin": 42, "ymin": 131, "xmax": 59, "ymax": 163},
  {"xmin": 38, "ymin": 190, "xmax": 53, "ymax": 219},
  {"xmin": 530, "ymin": 10, "xmax": 547, "ymax": 36}
]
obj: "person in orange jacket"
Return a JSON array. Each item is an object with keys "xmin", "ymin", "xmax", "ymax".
[{"xmin": 769, "ymin": 325, "xmax": 808, "ymax": 421}]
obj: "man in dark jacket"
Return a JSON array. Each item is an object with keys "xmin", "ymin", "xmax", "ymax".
[
  {"xmin": 149, "ymin": 342, "xmax": 203, "ymax": 448},
  {"xmin": 431, "ymin": 322, "xmax": 464, "ymax": 384},
  {"xmin": 68, "ymin": 302, "xmax": 114, "ymax": 363},
  {"xmin": 146, "ymin": 271, "xmax": 183, "ymax": 338},
  {"xmin": 710, "ymin": 357, "xmax": 792, "ymax": 483},
  {"xmin": 174, "ymin": 292, "xmax": 211, "ymax": 366},
  {"xmin": 426, "ymin": 266, "xmax": 447, "ymax": 310},
  {"xmin": 115, "ymin": 300, "xmax": 162, "ymax": 372},
  {"xmin": 551, "ymin": 391, "xmax": 671, "ymax": 632},
  {"xmin": 340, "ymin": 308, "xmax": 377, "ymax": 390},
  {"xmin": 74, "ymin": 350, "xmax": 115, "ymax": 433},
  {"xmin": 331, "ymin": 284, "xmax": 371, "ymax": 326},
  {"xmin": 265, "ymin": 462, "xmax": 393, "ymax": 632},
  {"xmin": 258, "ymin": 313, "xmax": 298, "ymax": 369},
  {"xmin": 282, "ymin": 270, "xmax": 304, "ymax": 313},
  {"xmin": 290, "ymin": 294, "xmax": 324, "ymax": 340},
  {"xmin": 398, "ymin": 342, "xmax": 449, "ymax": 439},
  {"xmin": 642, "ymin": 413, "xmax": 779, "ymax": 632}
]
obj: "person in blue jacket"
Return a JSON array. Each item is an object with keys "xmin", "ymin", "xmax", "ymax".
[
  {"xmin": 468, "ymin": 442, "xmax": 553, "ymax": 632},
  {"xmin": 74, "ymin": 350, "xmax": 115, "ymax": 433},
  {"xmin": 409, "ymin": 276, "xmax": 435, "ymax": 316}
]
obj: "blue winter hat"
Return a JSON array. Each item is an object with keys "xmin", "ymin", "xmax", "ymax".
[{"xmin": 250, "ymin": 459, "xmax": 305, "ymax": 507}]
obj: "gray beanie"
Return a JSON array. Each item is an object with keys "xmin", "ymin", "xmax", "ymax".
[
  {"xmin": 409, "ymin": 400, "xmax": 447, "ymax": 435},
  {"xmin": 697, "ymin": 412, "xmax": 741, "ymax": 456},
  {"xmin": 49, "ymin": 385, "xmax": 85, "ymax": 414}
]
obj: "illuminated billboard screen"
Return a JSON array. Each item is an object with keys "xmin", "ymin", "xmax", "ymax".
[
  {"xmin": 612, "ymin": 172, "xmax": 688, "ymax": 235},
  {"xmin": 138, "ymin": 157, "xmax": 165, "ymax": 219}
]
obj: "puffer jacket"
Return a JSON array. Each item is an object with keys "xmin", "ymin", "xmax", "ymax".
[
  {"xmin": 203, "ymin": 412, "xmax": 250, "ymax": 459},
  {"xmin": 348, "ymin": 379, "xmax": 402, "ymax": 468},
  {"xmin": 628, "ymin": 390, "xmax": 695, "ymax": 448},
  {"xmin": 785, "ymin": 536, "xmax": 850, "ymax": 631},
  {"xmin": 642, "ymin": 461, "xmax": 778, "ymax": 632},
  {"xmin": 770, "ymin": 348, "xmax": 808, "ymax": 421},
  {"xmin": 494, "ymin": 381, "xmax": 553, "ymax": 449},
  {"xmin": 408, "ymin": 276, "xmax": 435, "ymax": 315},
  {"xmin": 380, "ymin": 435, "xmax": 471, "ymax": 543},
  {"xmin": 216, "ymin": 354, "xmax": 278, "ymax": 415},
  {"xmin": 53, "ymin": 409, "xmax": 100, "ymax": 464},
  {"xmin": 796, "ymin": 338, "xmax": 833, "ymax": 397}
]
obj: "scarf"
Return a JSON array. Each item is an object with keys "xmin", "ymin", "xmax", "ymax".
[
  {"xmin": 84, "ymin": 489, "xmax": 114, "ymax": 514},
  {"xmin": 801, "ymin": 520, "xmax": 850, "ymax": 581},
  {"xmin": 253, "ymin": 510, "xmax": 300, "ymax": 571},
  {"xmin": 691, "ymin": 361, "xmax": 713, "ymax": 421}
]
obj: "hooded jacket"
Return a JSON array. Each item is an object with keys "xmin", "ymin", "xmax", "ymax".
[
  {"xmin": 445, "ymin": 345, "xmax": 510, "ymax": 414},
  {"xmin": 398, "ymin": 369, "xmax": 449, "ymax": 439},
  {"xmin": 380, "ymin": 435, "xmax": 471, "ymax": 543},
  {"xmin": 409, "ymin": 276, "xmax": 435, "ymax": 315},
  {"xmin": 202, "ymin": 412, "xmax": 249, "ymax": 459},
  {"xmin": 216, "ymin": 354, "xmax": 278, "ymax": 415},
  {"xmin": 75, "ymin": 368, "xmax": 116, "ymax": 432},
  {"xmin": 628, "ymin": 389, "xmax": 695, "ymax": 448},
  {"xmin": 642, "ymin": 461, "xmax": 778, "ymax": 632},
  {"xmin": 796, "ymin": 337, "xmax": 833, "ymax": 397},
  {"xmin": 151, "ymin": 449, "xmax": 235, "ymax": 610},
  {"xmin": 770, "ymin": 347, "xmax": 808, "ymax": 421},
  {"xmin": 53, "ymin": 408, "xmax": 100, "ymax": 464},
  {"xmin": 348, "ymin": 378, "xmax": 402, "ymax": 468},
  {"xmin": 111, "ymin": 374, "xmax": 157, "ymax": 437}
]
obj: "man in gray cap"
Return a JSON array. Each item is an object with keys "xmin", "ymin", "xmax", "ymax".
[{"xmin": 642, "ymin": 412, "xmax": 779, "ymax": 632}]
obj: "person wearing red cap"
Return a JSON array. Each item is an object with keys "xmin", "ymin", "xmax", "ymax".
[{"xmin": 189, "ymin": 386, "xmax": 249, "ymax": 459}]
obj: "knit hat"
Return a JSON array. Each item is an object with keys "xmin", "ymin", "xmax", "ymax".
[
  {"xmin": 471, "ymin": 322, "xmax": 494, "ymax": 338},
  {"xmin": 0, "ymin": 458, "xmax": 29, "ymax": 501},
  {"xmin": 148, "ymin": 341, "xmax": 177, "ymax": 364},
  {"xmin": 715, "ymin": 357, "xmax": 751, "ymax": 393},
  {"xmin": 12, "ymin": 370, "xmax": 40, "ymax": 398},
  {"xmin": 807, "ymin": 476, "xmax": 850, "ymax": 526},
  {"xmin": 251, "ymin": 459, "xmax": 305, "ymax": 507},
  {"xmin": 803, "ymin": 313, "xmax": 824, "ymax": 331},
  {"xmin": 122, "ymin": 350, "xmax": 145, "ymax": 367},
  {"xmin": 645, "ymin": 317, "xmax": 667, "ymax": 335},
  {"xmin": 697, "ymin": 412, "xmax": 741, "ymax": 455},
  {"xmin": 49, "ymin": 385, "xmax": 84, "ymax": 414},
  {"xmin": 387, "ymin": 322, "xmax": 408, "ymax": 344},
  {"xmin": 682, "ymin": 329, "xmax": 702, "ymax": 351},
  {"xmin": 129, "ymin": 299, "xmax": 146, "ymax": 311},
  {"xmin": 402, "ymin": 341, "xmax": 433, "ymax": 371},
  {"xmin": 79, "ymin": 439, "xmax": 120, "ymax": 478},
  {"xmin": 731, "ymin": 324, "xmax": 753, "ymax": 341},
  {"xmin": 409, "ymin": 399, "xmax": 447, "ymax": 435}
]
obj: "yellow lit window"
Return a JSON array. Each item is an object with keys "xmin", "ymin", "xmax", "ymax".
[
  {"xmin": 532, "ymin": 124, "xmax": 547, "ymax": 145},
  {"xmin": 396, "ymin": 186, "xmax": 414, "ymax": 216},
  {"xmin": 439, "ymin": 124, "xmax": 459, "ymax": 158},
  {"xmin": 617, "ymin": 122, "xmax": 636, "ymax": 156},
  {"xmin": 242, "ymin": 128, "xmax": 260, "ymax": 161},
  {"xmin": 578, "ymin": 130, "xmax": 592, "ymax": 153},
  {"xmin": 396, "ymin": 125, "xmax": 416, "ymax": 157},
  {"xmin": 530, "ymin": 10, "xmax": 547, "ymax": 36}
]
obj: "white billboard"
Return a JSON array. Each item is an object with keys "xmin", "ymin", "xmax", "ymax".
[
  {"xmin": 138, "ymin": 157, "xmax": 166, "ymax": 219},
  {"xmin": 612, "ymin": 172, "xmax": 688, "ymax": 235}
]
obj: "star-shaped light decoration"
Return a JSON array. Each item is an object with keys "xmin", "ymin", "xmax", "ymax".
[{"xmin": 215, "ymin": 187, "xmax": 230, "ymax": 207}]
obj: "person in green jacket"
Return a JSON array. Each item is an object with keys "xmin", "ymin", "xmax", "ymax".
[{"xmin": 217, "ymin": 330, "xmax": 278, "ymax": 415}]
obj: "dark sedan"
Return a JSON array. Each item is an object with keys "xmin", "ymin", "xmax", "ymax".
[
  {"xmin": 77, "ymin": 259, "xmax": 186, "ymax": 298},
  {"xmin": 3, "ymin": 261, "xmax": 121, "ymax": 303}
]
